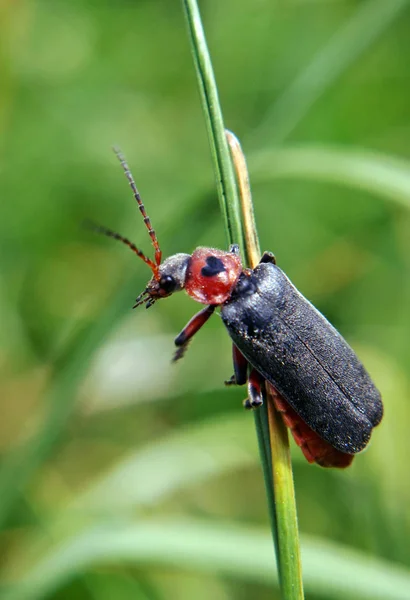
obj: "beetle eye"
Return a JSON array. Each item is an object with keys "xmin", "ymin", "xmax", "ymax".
[{"xmin": 160, "ymin": 275, "xmax": 176, "ymax": 293}]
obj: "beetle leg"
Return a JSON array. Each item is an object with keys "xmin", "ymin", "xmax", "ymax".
[
  {"xmin": 225, "ymin": 344, "xmax": 248, "ymax": 386},
  {"xmin": 259, "ymin": 251, "xmax": 276, "ymax": 265},
  {"xmin": 243, "ymin": 369, "xmax": 264, "ymax": 409},
  {"xmin": 225, "ymin": 347, "xmax": 263, "ymax": 409},
  {"xmin": 173, "ymin": 305, "xmax": 216, "ymax": 362},
  {"xmin": 229, "ymin": 243, "xmax": 240, "ymax": 255}
]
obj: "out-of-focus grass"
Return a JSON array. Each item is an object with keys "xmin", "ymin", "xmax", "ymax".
[
  {"xmin": 1, "ymin": 1, "xmax": 410, "ymax": 599},
  {"xmin": 4, "ymin": 521, "xmax": 410, "ymax": 600}
]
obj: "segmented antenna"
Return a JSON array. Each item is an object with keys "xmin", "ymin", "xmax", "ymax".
[
  {"xmin": 85, "ymin": 220, "xmax": 159, "ymax": 275},
  {"xmin": 113, "ymin": 147, "xmax": 162, "ymax": 269}
]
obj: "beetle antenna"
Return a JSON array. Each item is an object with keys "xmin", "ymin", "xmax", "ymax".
[
  {"xmin": 84, "ymin": 220, "xmax": 159, "ymax": 276},
  {"xmin": 113, "ymin": 146, "xmax": 162, "ymax": 268}
]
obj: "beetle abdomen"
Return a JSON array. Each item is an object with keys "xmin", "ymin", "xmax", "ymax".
[
  {"xmin": 268, "ymin": 382, "xmax": 354, "ymax": 467},
  {"xmin": 221, "ymin": 262, "xmax": 383, "ymax": 454}
]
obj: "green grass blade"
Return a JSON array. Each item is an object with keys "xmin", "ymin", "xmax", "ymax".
[
  {"xmin": 227, "ymin": 131, "xmax": 304, "ymax": 599},
  {"xmin": 249, "ymin": 145, "xmax": 410, "ymax": 209},
  {"xmin": 0, "ymin": 194, "xmax": 215, "ymax": 530},
  {"xmin": 249, "ymin": 0, "xmax": 410, "ymax": 146},
  {"xmin": 182, "ymin": 3, "xmax": 289, "ymax": 595},
  {"xmin": 73, "ymin": 411, "xmax": 262, "ymax": 511},
  {"xmin": 5, "ymin": 520, "xmax": 410, "ymax": 600},
  {"xmin": 182, "ymin": 2, "xmax": 285, "ymax": 594},
  {"xmin": 0, "ymin": 293, "xmax": 135, "ymax": 529},
  {"xmin": 182, "ymin": 0, "xmax": 244, "ymax": 250}
]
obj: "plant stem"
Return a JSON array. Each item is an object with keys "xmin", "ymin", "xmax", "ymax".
[
  {"xmin": 182, "ymin": 1, "xmax": 304, "ymax": 597},
  {"xmin": 182, "ymin": 0, "xmax": 244, "ymax": 252},
  {"xmin": 227, "ymin": 131, "xmax": 304, "ymax": 599}
]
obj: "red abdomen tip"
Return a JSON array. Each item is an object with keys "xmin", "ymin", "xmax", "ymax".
[{"xmin": 267, "ymin": 383, "xmax": 354, "ymax": 468}]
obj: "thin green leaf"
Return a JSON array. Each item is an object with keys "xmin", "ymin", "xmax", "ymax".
[
  {"xmin": 5, "ymin": 520, "xmax": 410, "ymax": 600},
  {"xmin": 181, "ymin": 3, "xmax": 284, "ymax": 596},
  {"xmin": 249, "ymin": 145, "xmax": 410, "ymax": 209},
  {"xmin": 248, "ymin": 0, "xmax": 410, "ymax": 146},
  {"xmin": 74, "ymin": 412, "xmax": 261, "ymax": 511},
  {"xmin": 0, "ymin": 194, "xmax": 214, "ymax": 530},
  {"xmin": 227, "ymin": 131, "xmax": 304, "ymax": 599},
  {"xmin": 182, "ymin": 0, "xmax": 244, "ymax": 250}
]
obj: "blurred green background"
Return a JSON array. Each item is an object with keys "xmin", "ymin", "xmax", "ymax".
[{"xmin": 1, "ymin": 0, "xmax": 410, "ymax": 599}]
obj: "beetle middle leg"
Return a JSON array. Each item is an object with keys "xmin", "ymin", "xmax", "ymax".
[
  {"xmin": 225, "ymin": 344, "xmax": 248, "ymax": 386},
  {"xmin": 173, "ymin": 305, "xmax": 216, "ymax": 361},
  {"xmin": 225, "ymin": 344, "xmax": 264, "ymax": 409}
]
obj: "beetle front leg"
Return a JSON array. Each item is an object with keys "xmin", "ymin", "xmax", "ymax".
[
  {"xmin": 173, "ymin": 305, "xmax": 216, "ymax": 362},
  {"xmin": 229, "ymin": 243, "xmax": 240, "ymax": 255},
  {"xmin": 243, "ymin": 369, "xmax": 264, "ymax": 409}
]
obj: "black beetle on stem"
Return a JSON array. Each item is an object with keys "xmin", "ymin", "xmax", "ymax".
[{"xmin": 88, "ymin": 149, "xmax": 383, "ymax": 468}]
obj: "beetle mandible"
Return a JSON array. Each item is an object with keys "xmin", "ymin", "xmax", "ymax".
[{"xmin": 89, "ymin": 148, "xmax": 383, "ymax": 468}]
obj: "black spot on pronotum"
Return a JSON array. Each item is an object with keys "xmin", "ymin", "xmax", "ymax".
[{"xmin": 201, "ymin": 256, "xmax": 226, "ymax": 277}]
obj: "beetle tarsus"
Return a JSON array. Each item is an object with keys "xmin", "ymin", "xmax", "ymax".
[
  {"xmin": 229, "ymin": 244, "xmax": 240, "ymax": 255},
  {"xmin": 173, "ymin": 342, "xmax": 190, "ymax": 362},
  {"xmin": 243, "ymin": 396, "xmax": 263, "ymax": 410},
  {"xmin": 224, "ymin": 375, "xmax": 237, "ymax": 386}
]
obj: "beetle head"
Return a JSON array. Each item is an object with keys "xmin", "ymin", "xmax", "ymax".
[{"xmin": 135, "ymin": 253, "xmax": 191, "ymax": 308}]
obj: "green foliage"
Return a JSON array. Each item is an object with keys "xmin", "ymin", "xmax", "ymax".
[{"xmin": 1, "ymin": 1, "xmax": 409, "ymax": 599}]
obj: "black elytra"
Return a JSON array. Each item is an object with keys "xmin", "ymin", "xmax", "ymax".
[
  {"xmin": 88, "ymin": 149, "xmax": 383, "ymax": 467},
  {"xmin": 221, "ymin": 261, "xmax": 383, "ymax": 454}
]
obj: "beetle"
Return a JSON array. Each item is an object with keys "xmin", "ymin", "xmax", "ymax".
[{"xmin": 89, "ymin": 148, "xmax": 383, "ymax": 468}]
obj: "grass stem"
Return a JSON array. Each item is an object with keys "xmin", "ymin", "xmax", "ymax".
[{"xmin": 182, "ymin": 2, "xmax": 304, "ymax": 597}]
